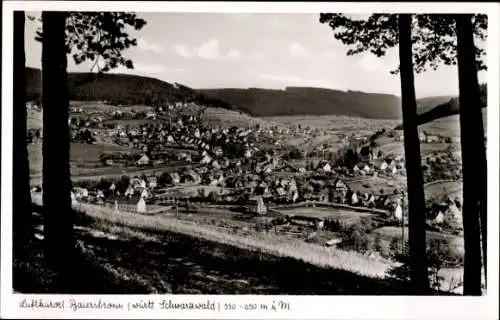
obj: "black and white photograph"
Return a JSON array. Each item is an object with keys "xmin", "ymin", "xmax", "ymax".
[{"xmin": 1, "ymin": 1, "xmax": 499, "ymax": 319}]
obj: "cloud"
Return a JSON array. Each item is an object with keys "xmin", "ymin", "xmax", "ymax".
[
  {"xmin": 174, "ymin": 44, "xmax": 194, "ymax": 58},
  {"xmin": 174, "ymin": 39, "xmax": 243, "ymax": 61},
  {"xmin": 250, "ymin": 53, "xmax": 265, "ymax": 61},
  {"xmin": 322, "ymin": 51, "xmax": 340, "ymax": 60},
  {"xmin": 288, "ymin": 43, "xmax": 314, "ymax": 59},
  {"xmin": 137, "ymin": 37, "xmax": 164, "ymax": 54},
  {"xmin": 356, "ymin": 53, "xmax": 387, "ymax": 73},
  {"xmin": 226, "ymin": 49, "xmax": 243, "ymax": 60},
  {"xmin": 260, "ymin": 73, "xmax": 301, "ymax": 83},
  {"xmin": 197, "ymin": 39, "xmax": 221, "ymax": 60},
  {"xmin": 109, "ymin": 62, "xmax": 184, "ymax": 75}
]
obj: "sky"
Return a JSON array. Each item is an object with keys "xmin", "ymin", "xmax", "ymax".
[{"xmin": 25, "ymin": 13, "xmax": 488, "ymax": 98}]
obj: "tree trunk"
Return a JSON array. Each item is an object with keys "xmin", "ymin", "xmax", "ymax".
[
  {"xmin": 398, "ymin": 14, "xmax": 430, "ymax": 294},
  {"xmin": 13, "ymin": 11, "xmax": 33, "ymax": 257},
  {"xmin": 455, "ymin": 14, "xmax": 484, "ymax": 295},
  {"xmin": 42, "ymin": 12, "xmax": 74, "ymax": 269}
]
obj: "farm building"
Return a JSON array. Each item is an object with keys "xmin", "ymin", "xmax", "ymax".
[
  {"xmin": 147, "ymin": 176, "xmax": 157, "ymax": 189},
  {"xmin": 166, "ymin": 172, "xmax": 181, "ymax": 185},
  {"xmin": 166, "ymin": 135, "xmax": 175, "ymax": 143},
  {"xmin": 353, "ymin": 164, "xmax": 360, "ymax": 173},
  {"xmin": 182, "ymin": 170, "xmax": 201, "ymax": 184},
  {"xmin": 248, "ymin": 195, "xmax": 267, "ymax": 215},
  {"xmin": 419, "ymin": 132, "xmax": 426, "ymax": 142},
  {"xmin": 137, "ymin": 154, "xmax": 150, "ymax": 166},
  {"xmin": 212, "ymin": 160, "xmax": 221, "ymax": 170},
  {"xmin": 322, "ymin": 163, "xmax": 332, "ymax": 172},
  {"xmin": 71, "ymin": 191, "xmax": 78, "ymax": 206},
  {"xmin": 74, "ymin": 187, "xmax": 89, "ymax": 199},
  {"xmin": 426, "ymin": 135, "xmax": 441, "ymax": 143},
  {"xmin": 214, "ymin": 147, "xmax": 224, "ymax": 157},
  {"xmin": 362, "ymin": 164, "xmax": 371, "ymax": 173},
  {"xmin": 392, "ymin": 202, "xmax": 403, "ymax": 221},
  {"xmin": 125, "ymin": 185, "xmax": 135, "ymax": 197},
  {"xmin": 349, "ymin": 191, "xmax": 359, "ymax": 205},
  {"xmin": 379, "ymin": 161, "xmax": 388, "ymax": 171},
  {"xmin": 200, "ymin": 154, "xmax": 213, "ymax": 164},
  {"xmin": 444, "ymin": 202, "xmax": 463, "ymax": 230}
]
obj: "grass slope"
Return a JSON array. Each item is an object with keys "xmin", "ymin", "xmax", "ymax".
[{"xmin": 23, "ymin": 197, "xmax": 422, "ymax": 295}]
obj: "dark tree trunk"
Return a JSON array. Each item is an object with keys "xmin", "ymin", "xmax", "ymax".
[
  {"xmin": 13, "ymin": 11, "xmax": 33, "ymax": 257},
  {"xmin": 455, "ymin": 14, "xmax": 484, "ymax": 295},
  {"xmin": 42, "ymin": 12, "xmax": 74, "ymax": 269},
  {"xmin": 398, "ymin": 14, "xmax": 430, "ymax": 294}
]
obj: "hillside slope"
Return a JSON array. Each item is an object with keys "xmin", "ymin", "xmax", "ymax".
[
  {"xmin": 25, "ymin": 67, "xmax": 233, "ymax": 110},
  {"xmin": 199, "ymin": 87, "xmax": 404, "ymax": 119},
  {"xmin": 27, "ymin": 67, "xmax": 484, "ymax": 122},
  {"xmin": 416, "ymin": 84, "xmax": 487, "ymax": 126},
  {"xmin": 394, "ymin": 83, "xmax": 487, "ymax": 129}
]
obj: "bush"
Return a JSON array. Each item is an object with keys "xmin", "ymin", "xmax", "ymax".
[
  {"xmin": 208, "ymin": 191, "xmax": 219, "ymax": 202},
  {"xmin": 389, "ymin": 237, "xmax": 402, "ymax": 256},
  {"xmin": 359, "ymin": 234, "xmax": 372, "ymax": 253}
]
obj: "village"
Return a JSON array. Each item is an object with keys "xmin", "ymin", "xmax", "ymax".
[{"xmin": 28, "ymin": 99, "xmax": 465, "ymax": 261}]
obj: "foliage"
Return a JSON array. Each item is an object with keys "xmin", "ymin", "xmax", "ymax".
[
  {"xmin": 427, "ymin": 239, "xmax": 446, "ymax": 290},
  {"xmin": 208, "ymin": 191, "xmax": 219, "ymax": 203},
  {"xmin": 319, "ymin": 14, "xmax": 487, "ymax": 74},
  {"xmin": 341, "ymin": 225, "xmax": 373, "ymax": 253},
  {"xmin": 31, "ymin": 12, "xmax": 145, "ymax": 75}
]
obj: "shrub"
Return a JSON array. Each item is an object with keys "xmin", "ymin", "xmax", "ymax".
[
  {"xmin": 208, "ymin": 191, "xmax": 219, "ymax": 202},
  {"xmin": 389, "ymin": 237, "xmax": 401, "ymax": 256},
  {"xmin": 359, "ymin": 234, "xmax": 372, "ymax": 253},
  {"xmin": 373, "ymin": 234, "xmax": 383, "ymax": 252}
]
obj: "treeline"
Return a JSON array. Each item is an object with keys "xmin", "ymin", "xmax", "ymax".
[
  {"xmin": 199, "ymin": 87, "xmax": 404, "ymax": 118},
  {"xmin": 25, "ymin": 67, "xmax": 234, "ymax": 110}
]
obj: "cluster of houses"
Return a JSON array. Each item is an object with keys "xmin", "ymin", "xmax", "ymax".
[{"xmin": 389, "ymin": 129, "xmax": 447, "ymax": 144}]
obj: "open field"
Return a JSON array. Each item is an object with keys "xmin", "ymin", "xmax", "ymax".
[
  {"xmin": 266, "ymin": 115, "xmax": 400, "ymax": 132},
  {"xmin": 102, "ymin": 119, "xmax": 157, "ymax": 126},
  {"xmin": 345, "ymin": 175, "xmax": 407, "ymax": 195},
  {"xmin": 28, "ymin": 142, "xmax": 194, "ymax": 185},
  {"xmin": 31, "ymin": 193, "xmax": 392, "ymax": 278},
  {"xmin": 24, "ymin": 193, "xmax": 461, "ymax": 294},
  {"xmin": 377, "ymin": 140, "xmax": 457, "ymax": 157},
  {"xmin": 201, "ymin": 107, "xmax": 277, "ymax": 129},
  {"xmin": 424, "ymin": 180, "xmax": 463, "ymax": 202},
  {"xmin": 277, "ymin": 206, "xmax": 373, "ymax": 220},
  {"xmin": 27, "ymin": 110, "xmax": 42, "ymax": 129},
  {"xmin": 419, "ymin": 109, "xmax": 487, "ymax": 138},
  {"xmin": 158, "ymin": 185, "xmax": 234, "ymax": 198},
  {"xmin": 28, "ymin": 142, "xmax": 135, "ymax": 175},
  {"xmin": 71, "ymin": 101, "xmax": 154, "ymax": 114},
  {"xmin": 372, "ymin": 226, "xmax": 464, "ymax": 255}
]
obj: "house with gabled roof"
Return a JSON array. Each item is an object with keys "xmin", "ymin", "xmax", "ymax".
[
  {"xmin": 137, "ymin": 154, "xmax": 150, "ymax": 166},
  {"xmin": 248, "ymin": 195, "xmax": 267, "ymax": 215},
  {"xmin": 124, "ymin": 185, "xmax": 135, "ymax": 197},
  {"xmin": 147, "ymin": 176, "xmax": 157, "ymax": 189},
  {"xmin": 200, "ymin": 154, "xmax": 213, "ymax": 164}
]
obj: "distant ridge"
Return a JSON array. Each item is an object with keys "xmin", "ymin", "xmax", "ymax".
[
  {"xmin": 25, "ymin": 67, "xmax": 233, "ymax": 110},
  {"xmin": 26, "ymin": 67, "xmax": 481, "ymax": 122},
  {"xmin": 198, "ymin": 87, "xmax": 404, "ymax": 119},
  {"xmin": 394, "ymin": 83, "xmax": 487, "ymax": 129}
]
